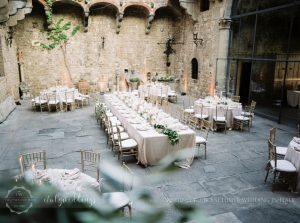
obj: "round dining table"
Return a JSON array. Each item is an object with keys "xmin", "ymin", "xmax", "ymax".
[{"xmin": 286, "ymin": 138, "xmax": 300, "ymax": 191}]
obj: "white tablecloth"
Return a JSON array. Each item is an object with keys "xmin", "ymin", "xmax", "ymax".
[
  {"xmin": 139, "ymin": 84, "xmax": 171, "ymax": 97},
  {"xmin": 40, "ymin": 86, "xmax": 80, "ymax": 102},
  {"xmin": 105, "ymin": 94, "xmax": 196, "ymax": 166},
  {"xmin": 194, "ymin": 98, "xmax": 242, "ymax": 128},
  {"xmin": 286, "ymin": 139, "xmax": 300, "ymax": 191},
  {"xmin": 287, "ymin": 90, "xmax": 300, "ymax": 107},
  {"xmin": 26, "ymin": 168, "xmax": 99, "ymax": 193}
]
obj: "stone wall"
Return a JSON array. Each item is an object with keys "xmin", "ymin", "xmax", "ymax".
[
  {"xmin": 178, "ymin": 0, "xmax": 227, "ymax": 98},
  {"xmin": 0, "ymin": 25, "xmax": 19, "ymax": 103},
  {"xmin": 12, "ymin": 0, "xmax": 228, "ymax": 99},
  {"xmin": 14, "ymin": 4, "xmax": 186, "ymax": 94}
]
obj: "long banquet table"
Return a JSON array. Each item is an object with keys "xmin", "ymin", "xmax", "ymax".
[{"xmin": 105, "ymin": 93, "xmax": 196, "ymax": 166}]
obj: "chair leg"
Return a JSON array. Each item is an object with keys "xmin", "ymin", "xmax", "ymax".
[
  {"xmin": 128, "ymin": 204, "xmax": 132, "ymax": 218},
  {"xmin": 264, "ymin": 169, "xmax": 269, "ymax": 182},
  {"xmin": 272, "ymin": 171, "xmax": 277, "ymax": 192},
  {"xmin": 204, "ymin": 144, "xmax": 207, "ymax": 160}
]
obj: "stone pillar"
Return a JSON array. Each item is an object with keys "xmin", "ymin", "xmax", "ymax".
[{"xmin": 216, "ymin": 17, "xmax": 231, "ymax": 94}]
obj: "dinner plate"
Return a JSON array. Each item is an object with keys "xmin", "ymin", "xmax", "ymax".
[
  {"xmin": 129, "ymin": 119, "xmax": 140, "ymax": 124},
  {"xmin": 180, "ymin": 125, "xmax": 188, "ymax": 130},
  {"xmin": 137, "ymin": 126, "xmax": 150, "ymax": 131}
]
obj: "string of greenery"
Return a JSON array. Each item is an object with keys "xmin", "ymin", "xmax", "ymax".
[{"xmin": 154, "ymin": 124, "xmax": 179, "ymax": 145}]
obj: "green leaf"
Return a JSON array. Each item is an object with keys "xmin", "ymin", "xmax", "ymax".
[{"xmin": 71, "ymin": 25, "xmax": 80, "ymax": 36}]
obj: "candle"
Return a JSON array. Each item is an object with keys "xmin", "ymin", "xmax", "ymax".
[
  {"xmin": 19, "ymin": 156, "xmax": 24, "ymax": 175},
  {"xmin": 31, "ymin": 163, "xmax": 35, "ymax": 172}
]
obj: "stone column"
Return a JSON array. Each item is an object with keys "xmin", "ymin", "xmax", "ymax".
[{"xmin": 216, "ymin": 17, "xmax": 231, "ymax": 94}]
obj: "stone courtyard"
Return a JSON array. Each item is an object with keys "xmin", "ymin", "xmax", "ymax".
[{"xmin": 0, "ymin": 97, "xmax": 299, "ymax": 223}]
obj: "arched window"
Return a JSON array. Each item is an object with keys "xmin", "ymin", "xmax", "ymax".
[
  {"xmin": 191, "ymin": 58, "xmax": 198, "ymax": 80},
  {"xmin": 200, "ymin": 0, "xmax": 210, "ymax": 12}
]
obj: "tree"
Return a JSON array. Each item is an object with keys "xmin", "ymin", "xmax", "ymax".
[{"xmin": 38, "ymin": 0, "xmax": 80, "ymax": 87}]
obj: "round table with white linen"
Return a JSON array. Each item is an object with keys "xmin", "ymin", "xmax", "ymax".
[
  {"xmin": 286, "ymin": 138, "xmax": 300, "ymax": 191},
  {"xmin": 194, "ymin": 97, "xmax": 243, "ymax": 128}
]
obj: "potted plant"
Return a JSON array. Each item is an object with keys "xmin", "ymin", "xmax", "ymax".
[
  {"xmin": 158, "ymin": 74, "xmax": 175, "ymax": 82},
  {"xmin": 129, "ymin": 77, "xmax": 140, "ymax": 90}
]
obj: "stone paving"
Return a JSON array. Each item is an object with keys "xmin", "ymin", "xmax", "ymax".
[{"xmin": 0, "ymin": 97, "xmax": 299, "ymax": 223}]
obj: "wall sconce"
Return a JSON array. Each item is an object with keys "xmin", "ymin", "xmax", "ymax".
[
  {"xmin": 101, "ymin": 36, "xmax": 105, "ymax": 49},
  {"xmin": 6, "ymin": 28, "xmax": 13, "ymax": 47},
  {"xmin": 193, "ymin": 32, "xmax": 203, "ymax": 47}
]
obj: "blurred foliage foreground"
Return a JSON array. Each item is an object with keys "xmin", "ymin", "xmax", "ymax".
[{"xmin": 0, "ymin": 149, "xmax": 207, "ymax": 223}]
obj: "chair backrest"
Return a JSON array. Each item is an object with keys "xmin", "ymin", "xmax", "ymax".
[
  {"xmin": 268, "ymin": 139, "xmax": 277, "ymax": 167},
  {"xmin": 162, "ymin": 100, "xmax": 169, "ymax": 112},
  {"xmin": 19, "ymin": 151, "xmax": 46, "ymax": 175},
  {"xmin": 200, "ymin": 120, "xmax": 211, "ymax": 140},
  {"xmin": 65, "ymin": 90, "xmax": 75, "ymax": 101},
  {"xmin": 116, "ymin": 126, "xmax": 123, "ymax": 148},
  {"xmin": 269, "ymin": 127, "xmax": 276, "ymax": 144},
  {"xmin": 122, "ymin": 162, "xmax": 134, "ymax": 192},
  {"xmin": 80, "ymin": 150, "xmax": 101, "ymax": 181},
  {"xmin": 162, "ymin": 86, "xmax": 168, "ymax": 96},
  {"xmin": 250, "ymin": 100, "xmax": 256, "ymax": 113},
  {"xmin": 215, "ymin": 105, "xmax": 228, "ymax": 118},
  {"xmin": 189, "ymin": 115, "xmax": 198, "ymax": 129},
  {"xmin": 46, "ymin": 92, "xmax": 58, "ymax": 103},
  {"xmin": 175, "ymin": 107, "xmax": 183, "ymax": 119},
  {"xmin": 231, "ymin": 95, "xmax": 240, "ymax": 103}
]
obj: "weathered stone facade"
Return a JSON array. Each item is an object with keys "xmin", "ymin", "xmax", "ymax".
[
  {"xmin": 12, "ymin": 0, "xmax": 228, "ymax": 97},
  {"xmin": 0, "ymin": 25, "xmax": 19, "ymax": 103},
  {"xmin": 0, "ymin": 0, "xmax": 231, "ymax": 115}
]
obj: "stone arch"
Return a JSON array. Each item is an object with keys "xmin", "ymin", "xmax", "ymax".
[
  {"xmin": 37, "ymin": 0, "xmax": 88, "ymax": 12},
  {"xmin": 52, "ymin": 0, "xmax": 87, "ymax": 13},
  {"xmin": 154, "ymin": 6, "xmax": 182, "ymax": 19},
  {"xmin": 88, "ymin": 0, "xmax": 120, "ymax": 14},
  {"xmin": 122, "ymin": 3, "xmax": 152, "ymax": 16}
]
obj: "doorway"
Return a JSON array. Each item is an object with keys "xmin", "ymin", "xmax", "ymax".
[{"xmin": 239, "ymin": 62, "xmax": 252, "ymax": 104}]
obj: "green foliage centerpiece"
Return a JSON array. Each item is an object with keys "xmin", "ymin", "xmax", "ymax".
[{"xmin": 154, "ymin": 124, "xmax": 179, "ymax": 145}]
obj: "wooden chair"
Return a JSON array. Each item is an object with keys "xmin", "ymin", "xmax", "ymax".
[
  {"xmin": 194, "ymin": 104, "xmax": 209, "ymax": 128},
  {"xmin": 109, "ymin": 121, "xmax": 129, "ymax": 154},
  {"xmin": 213, "ymin": 105, "xmax": 228, "ymax": 134},
  {"xmin": 231, "ymin": 95, "xmax": 240, "ymax": 103},
  {"xmin": 233, "ymin": 115, "xmax": 250, "ymax": 132},
  {"xmin": 269, "ymin": 127, "xmax": 287, "ymax": 159},
  {"xmin": 19, "ymin": 150, "xmax": 47, "ymax": 175},
  {"xmin": 80, "ymin": 150, "xmax": 101, "ymax": 182},
  {"xmin": 116, "ymin": 127, "xmax": 138, "ymax": 163},
  {"xmin": 46, "ymin": 92, "xmax": 60, "ymax": 112},
  {"xmin": 175, "ymin": 107, "xmax": 184, "ymax": 122},
  {"xmin": 33, "ymin": 95, "xmax": 48, "ymax": 112},
  {"xmin": 62, "ymin": 90, "xmax": 75, "ymax": 111},
  {"xmin": 183, "ymin": 111, "xmax": 191, "ymax": 126},
  {"xmin": 241, "ymin": 100, "xmax": 256, "ymax": 127},
  {"xmin": 102, "ymin": 162, "xmax": 134, "ymax": 217},
  {"xmin": 195, "ymin": 120, "xmax": 211, "ymax": 159},
  {"xmin": 264, "ymin": 139, "xmax": 297, "ymax": 191}
]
